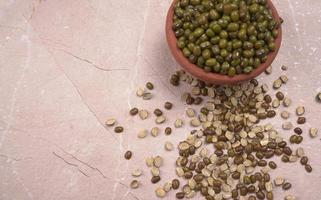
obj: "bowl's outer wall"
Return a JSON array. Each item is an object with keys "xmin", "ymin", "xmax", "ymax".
[{"xmin": 166, "ymin": 0, "xmax": 282, "ymax": 85}]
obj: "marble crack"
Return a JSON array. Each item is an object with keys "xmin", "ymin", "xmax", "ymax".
[
  {"xmin": 65, "ymin": 151, "xmax": 108, "ymax": 179},
  {"xmin": 49, "ymin": 57, "xmax": 119, "ymax": 141},
  {"xmin": 61, "ymin": 49, "xmax": 128, "ymax": 72},
  {"xmin": 0, "ymin": 154, "xmax": 32, "ymax": 162},
  {"xmin": 52, "ymin": 152, "xmax": 78, "ymax": 167},
  {"xmin": 78, "ymin": 169, "xmax": 90, "ymax": 177},
  {"xmin": 21, "ymin": 17, "xmax": 120, "ymax": 142},
  {"xmin": 53, "ymin": 152, "xmax": 92, "ymax": 178}
]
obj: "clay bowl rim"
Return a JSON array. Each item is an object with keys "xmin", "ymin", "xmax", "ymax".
[{"xmin": 166, "ymin": 0, "xmax": 282, "ymax": 85}]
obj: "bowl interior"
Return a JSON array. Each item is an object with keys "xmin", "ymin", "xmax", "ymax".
[{"xmin": 166, "ymin": 0, "xmax": 282, "ymax": 85}]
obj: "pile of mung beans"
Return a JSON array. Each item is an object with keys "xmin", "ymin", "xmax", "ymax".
[
  {"xmin": 172, "ymin": 0, "xmax": 280, "ymax": 76},
  {"xmin": 105, "ymin": 65, "xmax": 318, "ymax": 200}
]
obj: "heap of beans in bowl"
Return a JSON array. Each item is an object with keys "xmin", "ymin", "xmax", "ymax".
[{"xmin": 172, "ymin": 0, "xmax": 280, "ymax": 76}]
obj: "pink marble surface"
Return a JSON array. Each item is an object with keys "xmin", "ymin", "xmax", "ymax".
[{"xmin": 0, "ymin": 0, "xmax": 321, "ymax": 199}]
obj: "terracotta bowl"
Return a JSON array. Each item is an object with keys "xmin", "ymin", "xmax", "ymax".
[{"xmin": 166, "ymin": 0, "xmax": 282, "ymax": 85}]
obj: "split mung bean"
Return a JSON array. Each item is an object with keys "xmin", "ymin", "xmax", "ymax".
[{"xmin": 105, "ymin": 118, "xmax": 117, "ymax": 127}]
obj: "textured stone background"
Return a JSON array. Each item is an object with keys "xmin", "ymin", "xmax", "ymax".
[{"xmin": 0, "ymin": 0, "xmax": 320, "ymax": 199}]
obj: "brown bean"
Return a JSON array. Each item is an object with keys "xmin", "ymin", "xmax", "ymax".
[
  {"xmin": 283, "ymin": 147, "xmax": 292, "ymax": 155},
  {"xmin": 176, "ymin": 192, "xmax": 185, "ymax": 199},
  {"xmin": 278, "ymin": 141, "xmax": 287, "ymax": 148},
  {"xmin": 231, "ymin": 189, "xmax": 238, "ymax": 198},
  {"xmin": 153, "ymin": 108, "xmax": 163, "ymax": 116},
  {"xmin": 248, "ymin": 185, "xmax": 256, "ymax": 193},
  {"xmin": 305, "ymin": 164, "xmax": 312, "ymax": 173},
  {"xmin": 282, "ymin": 182, "xmax": 292, "ymax": 190},
  {"xmin": 193, "ymin": 174, "xmax": 204, "ymax": 182},
  {"xmin": 172, "ymin": 179, "xmax": 180, "ymax": 190},
  {"xmin": 165, "ymin": 127, "xmax": 172, "ymax": 135},
  {"xmin": 289, "ymin": 135, "xmax": 298, "ymax": 144},
  {"xmin": 267, "ymin": 110, "xmax": 276, "ymax": 118},
  {"xmin": 146, "ymin": 82, "xmax": 154, "ymax": 90},
  {"xmin": 264, "ymin": 95, "xmax": 272, "ymax": 103},
  {"xmin": 297, "ymin": 117, "xmax": 306, "ymax": 124},
  {"xmin": 258, "ymin": 160, "xmax": 267, "ymax": 167},
  {"xmin": 256, "ymin": 191, "xmax": 265, "ymax": 199},
  {"xmin": 276, "ymin": 91, "xmax": 284, "ymax": 100},
  {"xmin": 164, "ymin": 101, "xmax": 173, "ymax": 110},
  {"xmin": 194, "ymin": 97, "xmax": 203, "ymax": 105},
  {"xmin": 129, "ymin": 108, "xmax": 139, "ymax": 115},
  {"xmin": 281, "ymin": 155, "xmax": 289, "ymax": 162},
  {"xmin": 124, "ymin": 151, "xmax": 132, "ymax": 160},
  {"xmin": 296, "ymin": 135, "xmax": 303, "ymax": 144},
  {"xmin": 184, "ymin": 171, "xmax": 193, "ymax": 179},
  {"xmin": 266, "ymin": 192, "xmax": 273, "ymax": 200},
  {"xmin": 294, "ymin": 127, "xmax": 303, "ymax": 135},
  {"xmin": 240, "ymin": 186, "xmax": 248, "ymax": 196},
  {"xmin": 114, "ymin": 126, "xmax": 124, "ymax": 133},
  {"xmin": 268, "ymin": 161, "xmax": 277, "ymax": 169},
  {"xmin": 300, "ymin": 156, "xmax": 308, "ymax": 165},
  {"xmin": 151, "ymin": 176, "xmax": 161, "ymax": 183}
]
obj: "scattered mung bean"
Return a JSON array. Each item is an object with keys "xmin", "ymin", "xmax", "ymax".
[
  {"xmin": 156, "ymin": 116, "xmax": 166, "ymax": 124},
  {"xmin": 282, "ymin": 122, "xmax": 293, "ymax": 130},
  {"xmin": 139, "ymin": 109, "xmax": 149, "ymax": 120},
  {"xmin": 309, "ymin": 127, "xmax": 318, "ymax": 138},
  {"xmin": 294, "ymin": 127, "xmax": 302, "ymax": 135},
  {"xmin": 164, "ymin": 102, "xmax": 173, "ymax": 110},
  {"xmin": 132, "ymin": 169, "xmax": 143, "ymax": 177},
  {"xmin": 281, "ymin": 65, "xmax": 288, "ymax": 71},
  {"xmin": 297, "ymin": 117, "xmax": 306, "ymax": 124},
  {"xmin": 151, "ymin": 176, "xmax": 161, "ymax": 184},
  {"xmin": 316, "ymin": 93, "xmax": 321, "ymax": 102},
  {"xmin": 124, "ymin": 151, "xmax": 132, "ymax": 160},
  {"xmin": 129, "ymin": 108, "xmax": 139, "ymax": 116},
  {"xmin": 143, "ymin": 92, "xmax": 153, "ymax": 100},
  {"xmin": 151, "ymin": 127, "xmax": 160, "ymax": 137},
  {"xmin": 165, "ymin": 127, "xmax": 172, "ymax": 135},
  {"xmin": 283, "ymin": 97, "xmax": 292, "ymax": 107},
  {"xmin": 285, "ymin": 195, "xmax": 296, "ymax": 200},
  {"xmin": 136, "ymin": 87, "xmax": 145, "ymax": 97},
  {"xmin": 186, "ymin": 108, "xmax": 196, "ymax": 117},
  {"xmin": 276, "ymin": 91, "xmax": 284, "ymax": 100},
  {"xmin": 273, "ymin": 79, "xmax": 282, "ymax": 89},
  {"xmin": 146, "ymin": 82, "xmax": 154, "ymax": 90},
  {"xmin": 153, "ymin": 156, "xmax": 163, "ymax": 168},
  {"xmin": 164, "ymin": 141, "xmax": 174, "ymax": 151},
  {"xmin": 174, "ymin": 119, "xmax": 184, "ymax": 128},
  {"xmin": 137, "ymin": 129, "xmax": 148, "ymax": 138},
  {"xmin": 130, "ymin": 180, "xmax": 140, "ymax": 189},
  {"xmin": 274, "ymin": 177, "xmax": 285, "ymax": 186},
  {"xmin": 280, "ymin": 75, "xmax": 288, "ymax": 83},
  {"xmin": 282, "ymin": 182, "xmax": 292, "ymax": 190},
  {"xmin": 296, "ymin": 106, "xmax": 305, "ymax": 116},
  {"xmin": 265, "ymin": 66, "xmax": 273, "ymax": 74},
  {"xmin": 305, "ymin": 164, "xmax": 312, "ymax": 173},
  {"xmin": 155, "ymin": 187, "xmax": 166, "ymax": 198},
  {"xmin": 105, "ymin": 118, "xmax": 116, "ymax": 126},
  {"xmin": 170, "ymin": 180, "xmax": 179, "ymax": 192},
  {"xmin": 114, "ymin": 126, "xmax": 124, "ymax": 133},
  {"xmin": 300, "ymin": 156, "xmax": 308, "ymax": 165},
  {"xmin": 281, "ymin": 111, "xmax": 290, "ymax": 119},
  {"xmin": 154, "ymin": 108, "xmax": 163, "ymax": 116}
]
